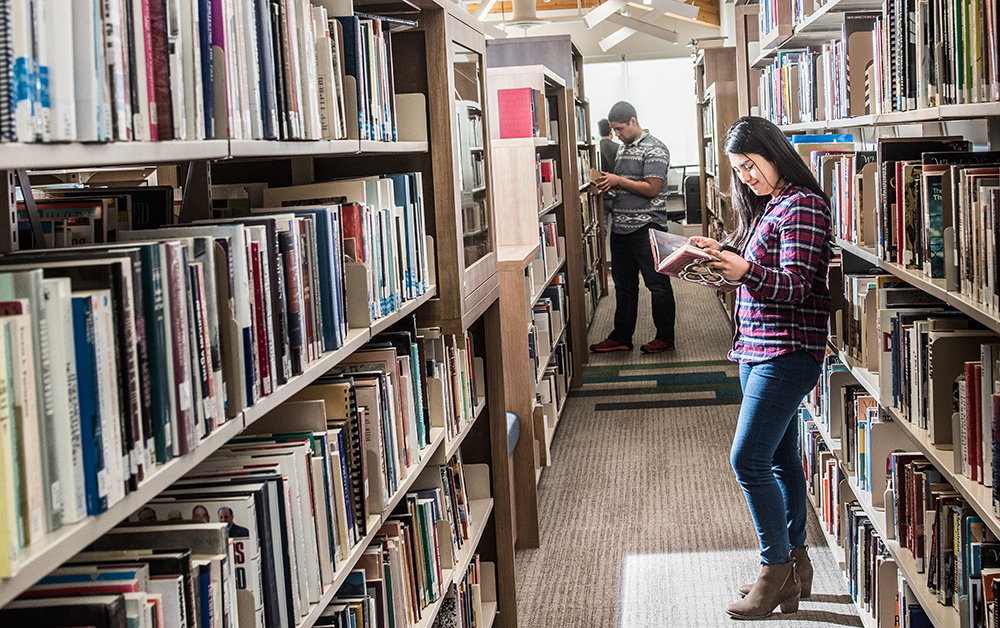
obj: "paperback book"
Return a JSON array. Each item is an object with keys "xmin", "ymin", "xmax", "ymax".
[{"xmin": 649, "ymin": 229, "xmax": 741, "ymax": 292}]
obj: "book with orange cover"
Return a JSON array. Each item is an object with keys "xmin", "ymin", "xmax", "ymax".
[{"xmin": 648, "ymin": 229, "xmax": 741, "ymax": 292}]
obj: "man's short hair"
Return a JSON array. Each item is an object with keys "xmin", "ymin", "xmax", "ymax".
[
  {"xmin": 608, "ymin": 101, "xmax": 637, "ymax": 125},
  {"xmin": 597, "ymin": 118, "xmax": 611, "ymax": 137}
]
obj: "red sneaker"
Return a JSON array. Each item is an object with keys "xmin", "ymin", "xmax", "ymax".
[
  {"xmin": 640, "ymin": 339, "xmax": 675, "ymax": 354},
  {"xmin": 589, "ymin": 337, "xmax": 633, "ymax": 352}
]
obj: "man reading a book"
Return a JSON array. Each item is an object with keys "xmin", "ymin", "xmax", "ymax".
[{"xmin": 590, "ymin": 101, "xmax": 676, "ymax": 354}]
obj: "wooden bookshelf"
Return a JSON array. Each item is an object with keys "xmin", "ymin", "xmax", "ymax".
[
  {"xmin": 485, "ymin": 35, "xmax": 596, "ymax": 390},
  {"xmin": 731, "ymin": 0, "xmax": 1000, "ymax": 620},
  {"xmin": 0, "ymin": 2, "xmax": 518, "ymax": 628},
  {"xmin": 484, "ymin": 52, "xmax": 585, "ymax": 551}
]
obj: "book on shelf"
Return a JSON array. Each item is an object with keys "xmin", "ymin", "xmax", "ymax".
[
  {"xmin": 0, "ymin": 0, "xmax": 421, "ymax": 143},
  {"xmin": 496, "ymin": 87, "xmax": 542, "ymax": 139},
  {"xmin": 648, "ymin": 229, "xmax": 741, "ymax": 293}
]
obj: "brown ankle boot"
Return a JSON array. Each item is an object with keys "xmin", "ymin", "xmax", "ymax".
[
  {"xmin": 727, "ymin": 562, "xmax": 800, "ymax": 620},
  {"xmin": 737, "ymin": 547, "xmax": 813, "ymax": 599},
  {"xmin": 791, "ymin": 546, "xmax": 813, "ymax": 599}
]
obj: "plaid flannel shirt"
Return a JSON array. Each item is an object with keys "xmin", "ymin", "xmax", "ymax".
[{"xmin": 729, "ymin": 184, "xmax": 832, "ymax": 364}]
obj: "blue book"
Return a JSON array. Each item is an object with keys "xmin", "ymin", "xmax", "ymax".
[
  {"xmin": 198, "ymin": 562, "xmax": 212, "ymax": 628},
  {"xmin": 335, "ymin": 17, "xmax": 369, "ymax": 140},
  {"xmin": 72, "ymin": 295, "xmax": 106, "ymax": 515},
  {"xmin": 386, "ymin": 174, "xmax": 417, "ymax": 297},
  {"xmin": 254, "ymin": 0, "xmax": 278, "ymax": 139},
  {"xmin": 791, "ymin": 134, "xmax": 853, "ymax": 143}
]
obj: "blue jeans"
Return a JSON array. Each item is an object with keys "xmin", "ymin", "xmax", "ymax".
[{"xmin": 732, "ymin": 350, "xmax": 821, "ymax": 565}]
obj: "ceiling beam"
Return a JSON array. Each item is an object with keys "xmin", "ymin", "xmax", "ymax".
[
  {"xmin": 583, "ymin": 0, "xmax": 629, "ymax": 28},
  {"xmin": 472, "ymin": 0, "xmax": 500, "ymax": 20},
  {"xmin": 598, "ymin": 0, "xmax": 699, "ymax": 50},
  {"xmin": 641, "ymin": 0, "xmax": 699, "ymax": 20},
  {"xmin": 603, "ymin": 12, "xmax": 678, "ymax": 41}
]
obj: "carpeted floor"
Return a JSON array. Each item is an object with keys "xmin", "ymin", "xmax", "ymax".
[{"xmin": 514, "ymin": 278, "xmax": 864, "ymax": 627}]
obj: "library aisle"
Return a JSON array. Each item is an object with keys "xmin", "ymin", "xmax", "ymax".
[{"xmin": 515, "ymin": 279, "xmax": 863, "ymax": 627}]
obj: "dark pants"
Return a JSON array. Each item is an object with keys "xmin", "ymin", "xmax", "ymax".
[{"xmin": 609, "ymin": 223, "xmax": 676, "ymax": 345}]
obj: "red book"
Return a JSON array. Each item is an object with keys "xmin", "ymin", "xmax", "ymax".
[
  {"xmin": 250, "ymin": 241, "xmax": 271, "ymax": 396},
  {"xmin": 649, "ymin": 228, "xmax": 741, "ymax": 292},
  {"xmin": 497, "ymin": 87, "xmax": 537, "ymax": 139},
  {"xmin": 162, "ymin": 241, "xmax": 194, "ymax": 454},
  {"xmin": 147, "ymin": 0, "xmax": 173, "ymax": 140},
  {"xmin": 974, "ymin": 362, "xmax": 984, "ymax": 481},
  {"xmin": 340, "ymin": 203, "xmax": 367, "ymax": 264}
]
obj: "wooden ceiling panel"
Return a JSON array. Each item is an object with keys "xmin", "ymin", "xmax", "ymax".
[{"xmin": 467, "ymin": 0, "xmax": 719, "ymax": 28}]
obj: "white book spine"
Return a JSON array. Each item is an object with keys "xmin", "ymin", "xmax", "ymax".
[
  {"xmin": 298, "ymin": 0, "xmax": 320, "ymax": 140},
  {"xmin": 232, "ymin": 0, "xmax": 252, "ymax": 139},
  {"xmin": 87, "ymin": 291, "xmax": 126, "ymax": 507},
  {"xmin": 71, "ymin": 0, "xmax": 102, "ymax": 141},
  {"xmin": 165, "ymin": 0, "xmax": 186, "ymax": 139},
  {"xmin": 10, "ymin": 0, "xmax": 36, "ymax": 141},
  {"xmin": 221, "ymin": 0, "xmax": 241, "ymax": 139},
  {"xmin": 45, "ymin": 0, "xmax": 77, "ymax": 140},
  {"xmin": 240, "ymin": 0, "xmax": 262, "ymax": 139},
  {"xmin": 6, "ymin": 312, "xmax": 44, "ymax": 545},
  {"xmin": 41, "ymin": 279, "xmax": 86, "ymax": 524},
  {"xmin": 179, "ymin": 0, "xmax": 203, "ymax": 140},
  {"xmin": 130, "ymin": 0, "xmax": 152, "ymax": 141}
]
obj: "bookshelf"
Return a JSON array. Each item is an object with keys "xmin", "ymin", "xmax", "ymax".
[
  {"xmin": 728, "ymin": 0, "xmax": 1000, "ymax": 622},
  {"xmin": 0, "ymin": 2, "xmax": 519, "ymax": 628},
  {"xmin": 484, "ymin": 38, "xmax": 594, "ymax": 551},
  {"xmin": 694, "ymin": 46, "xmax": 739, "ymax": 323},
  {"xmin": 485, "ymin": 35, "xmax": 600, "ymax": 390}
]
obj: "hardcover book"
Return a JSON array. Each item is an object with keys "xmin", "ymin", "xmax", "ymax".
[{"xmin": 649, "ymin": 229, "xmax": 741, "ymax": 292}]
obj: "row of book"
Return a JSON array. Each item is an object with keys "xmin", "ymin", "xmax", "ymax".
[
  {"xmin": 0, "ymin": 315, "xmax": 485, "ymax": 627},
  {"xmin": 1, "ymin": 0, "xmax": 406, "ymax": 143},
  {"xmin": 583, "ymin": 227, "xmax": 602, "ymax": 280},
  {"xmin": 758, "ymin": 12, "xmax": 881, "ymax": 125},
  {"xmin": 0, "ymin": 443, "xmax": 479, "ymax": 628},
  {"xmin": 536, "ymin": 157, "xmax": 561, "ymax": 210},
  {"xmin": 536, "ymin": 215, "xmax": 564, "ymax": 281},
  {"xmin": 574, "ymin": 105, "xmax": 587, "ymax": 145},
  {"xmin": 577, "ymin": 150, "xmax": 593, "ymax": 189},
  {"xmin": 0, "ymin": 172, "xmax": 432, "ymax": 577},
  {"xmin": 534, "ymin": 340, "xmax": 571, "ymax": 469},
  {"xmin": 801, "ymin": 405, "xmax": 1000, "ymax": 627},
  {"xmin": 580, "ymin": 191, "xmax": 601, "ymax": 236},
  {"xmin": 800, "ymin": 134, "xmax": 1000, "ymax": 305},
  {"xmin": 583, "ymin": 271, "xmax": 600, "ymax": 327},
  {"xmin": 528, "ymin": 280, "xmax": 568, "ymax": 384},
  {"xmin": 757, "ymin": 0, "xmax": 1000, "ymax": 125}
]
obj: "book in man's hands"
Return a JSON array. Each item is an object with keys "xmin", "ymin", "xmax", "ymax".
[{"xmin": 649, "ymin": 229, "xmax": 742, "ymax": 292}]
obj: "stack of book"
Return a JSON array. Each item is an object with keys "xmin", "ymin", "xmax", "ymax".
[{"xmin": 0, "ymin": 0, "xmax": 409, "ymax": 143}]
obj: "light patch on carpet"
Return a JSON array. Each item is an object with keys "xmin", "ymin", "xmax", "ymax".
[{"xmin": 619, "ymin": 550, "xmax": 864, "ymax": 628}]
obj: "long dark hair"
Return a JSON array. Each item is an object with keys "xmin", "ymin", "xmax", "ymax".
[{"xmin": 723, "ymin": 116, "xmax": 830, "ymax": 249}]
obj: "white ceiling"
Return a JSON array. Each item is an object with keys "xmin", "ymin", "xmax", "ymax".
[{"xmin": 488, "ymin": 4, "xmax": 726, "ymax": 63}]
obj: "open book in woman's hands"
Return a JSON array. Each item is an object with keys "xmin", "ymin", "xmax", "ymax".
[{"xmin": 648, "ymin": 229, "xmax": 742, "ymax": 293}]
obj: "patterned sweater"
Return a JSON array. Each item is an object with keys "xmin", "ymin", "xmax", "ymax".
[
  {"xmin": 610, "ymin": 130, "xmax": 671, "ymax": 234},
  {"xmin": 729, "ymin": 184, "xmax": 832, "ymax": 364}
]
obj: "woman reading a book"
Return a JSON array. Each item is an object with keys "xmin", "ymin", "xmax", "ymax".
[{"xmin": 689, "ymin": 116, "xmax": 832, "ymax": 620}]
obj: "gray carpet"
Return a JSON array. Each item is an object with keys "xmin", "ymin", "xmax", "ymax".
[{"xmin": 514, "ymin": 278, "xmax": 864, "ymax": 627}]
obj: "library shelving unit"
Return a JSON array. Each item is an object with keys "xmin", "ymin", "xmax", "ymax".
[
  {"xmin": 483, "ymin": 35, "xmax": 596, "ymax": 550},
  {"xmin": 0, "ymin": 2, "xmax": 520, "ymax": 628},
  {"xmin": 485, "ymin": 64, "xmax": 572, "ymax": 551},
  {"xmin": 694, "ymin": 46, "xmax": 740, "ymax": 322},
  {"xmin": 485, "ymin": 34, "xmax": 598, "ymax": 390},
  {"xmin": 731, "ymin": 0, "xmax": 1000, "ymax": 623},
  {"xmin": 570, "ymin": 51, "xmax": 608, "ymax": 328}
]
